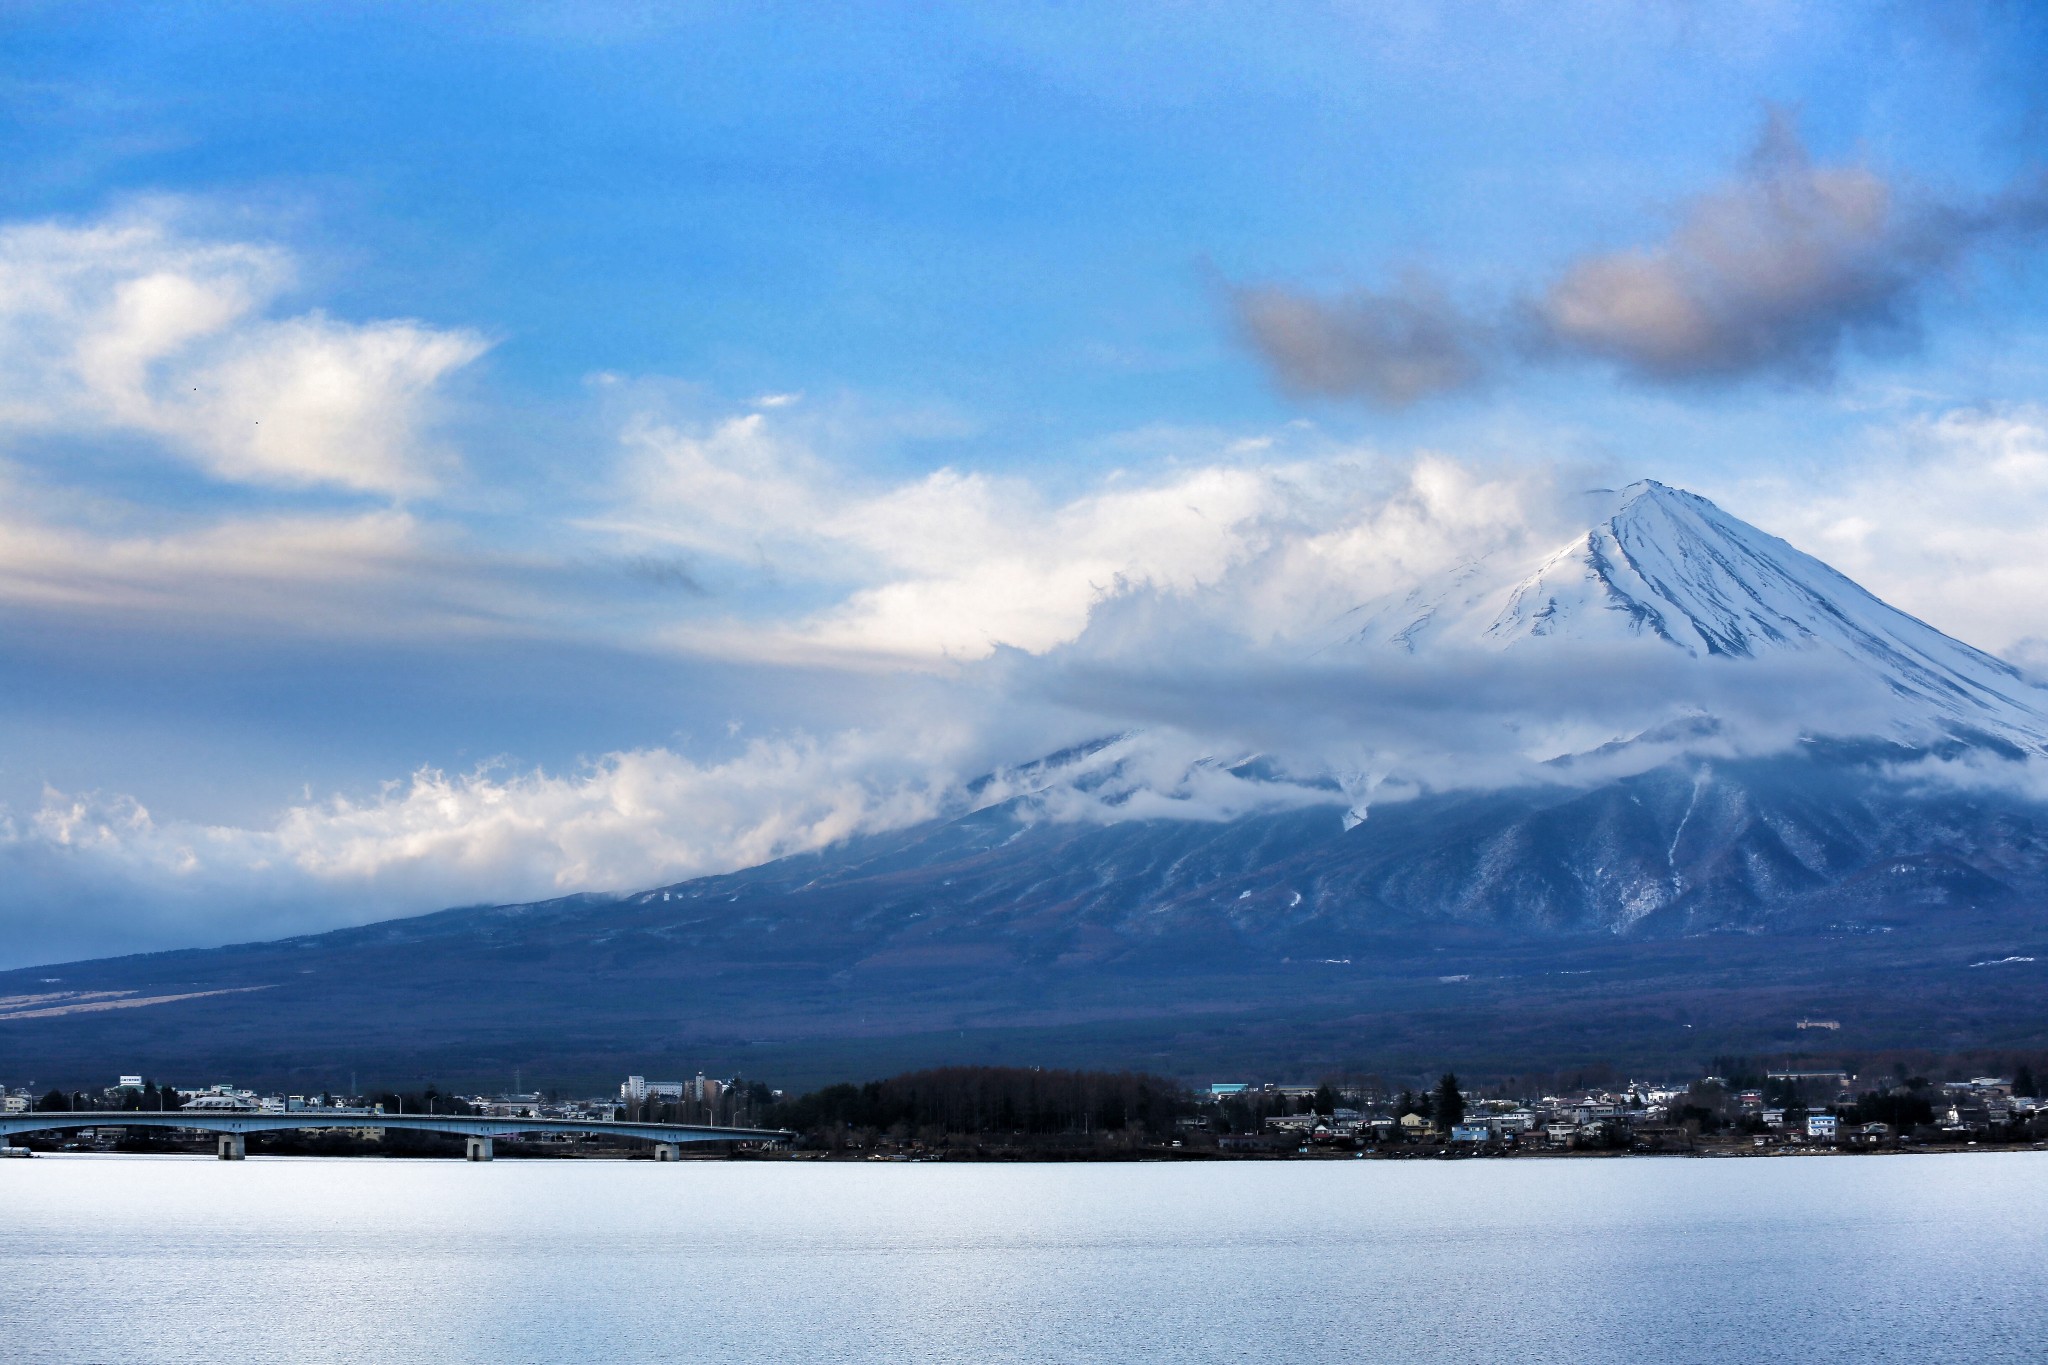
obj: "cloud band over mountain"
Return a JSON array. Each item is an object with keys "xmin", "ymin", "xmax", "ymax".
[{"xmin": 11, "ymin": 453, "xmax": 2048, "ymax": 968}]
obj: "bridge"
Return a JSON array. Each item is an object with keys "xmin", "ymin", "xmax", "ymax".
[{"xmin": 0, "ymin": 1110, "xmax": 791, "ymax": 1161}]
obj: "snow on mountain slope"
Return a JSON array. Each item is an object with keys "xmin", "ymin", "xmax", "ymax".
[{"xmin": 1339, "ymin": 480, "xmax": 2048, "ymax": 755}]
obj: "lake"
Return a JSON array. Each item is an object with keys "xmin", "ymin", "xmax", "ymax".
[{"xmin": 4, "ymin": 1151, "xmax": 2045, "ymax": 1363}]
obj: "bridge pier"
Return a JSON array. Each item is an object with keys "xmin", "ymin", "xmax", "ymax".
[
  {"xmin": 466, "ymin": 1137, "xmax": 494, "ymax": 1162},
  {"xmin": 654, "ymin": 1142, "xmax": 682, "ymax": 1162},
  {"xmin": 217, "ymin": 1134, "xmax": 246, "ymax": 1161}
]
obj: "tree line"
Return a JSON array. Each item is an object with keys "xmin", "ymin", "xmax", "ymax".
[
  {"xmin": 33, "ymin": 1081, "xmax": 182, "ymax": 1112},
  {"xmin": 766, "ymin": 1065, "xmax": 1190, "ymax": 1139}
]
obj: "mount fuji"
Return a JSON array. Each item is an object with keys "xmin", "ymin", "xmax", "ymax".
[
  {"xmin": 7, "ymin": 481, "xmax": 2048, "ymax": 1087},
  {"xmin": 1337, "ymin": 479, "xmax": 2048, "ymax": 757}
]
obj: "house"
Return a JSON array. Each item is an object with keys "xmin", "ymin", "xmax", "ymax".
[
  {"xmin": 1945, "ymin": 1104, "xmax": 1992, "ymax": 1133},
  {"xmin": 184, "ymin": 1088, "xmax": 261, "ymax": 1113},
  {"xmin": 1264, "ymin": 1113, "xmax": 1317, "ymax": 1133},
  {"xmin": 1218, "ymin": 1132, "xmax": 1284, "ymax": 1152},
  {"xmin": 1806, "ymin": 1114, "xmax": 1839, "ymax": 1140},
  {"xmin": 1450, "ymin": 1124, "xmax": 1491, "ymax": 1142},
  {"xmin": 1767, "ymin": 1070, "xmax": 1853, "ymax": 1099}
]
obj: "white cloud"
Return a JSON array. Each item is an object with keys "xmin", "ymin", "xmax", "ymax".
[
  {"xmin": 258, "ymin": 736, "xmax": 956, "ymax": 891},
  {"xmin": 1732, "ymin": 404, "xmax": 2048, "ymax": 656},
  {"xmin": 603, "ymin": 401, "xmax": 1575, "ymax": 665},
  {"xmin": 0, "ymin": 206, "xmax": 486, "ymax": 495},
  {"xmin": 606, "ymin": 408, "xmax": 837, "ymax": 565},
  {"xmin": 0, "ymin": 713, "xmax": 1392, "ymax": 966},
  {"xmin": 794, "ymin": 462, "xmax": 1283, "ymax": 659},
  {"xmin": 0, "ymin": 733, "xmax": 971, "ymax": 963}
]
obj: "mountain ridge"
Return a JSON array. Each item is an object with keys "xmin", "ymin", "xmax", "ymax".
[{"xmin": 1338, "ymin": 479, "xmax": 2048, "ymax": 757}]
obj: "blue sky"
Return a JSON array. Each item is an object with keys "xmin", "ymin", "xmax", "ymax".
[{"xmin": 3, "ymin": 2, "xmax": 2048, "ymax": 963}]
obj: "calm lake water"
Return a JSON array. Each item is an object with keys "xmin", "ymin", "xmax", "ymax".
[{"xmin": 4, "ymin": 1151, "xmax": 2046, "ymax": 1363}]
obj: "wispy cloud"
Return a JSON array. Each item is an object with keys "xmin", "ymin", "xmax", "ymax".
[{"xmin": 0, "ymin": 469, "xmax": 563, "ymax": 640}]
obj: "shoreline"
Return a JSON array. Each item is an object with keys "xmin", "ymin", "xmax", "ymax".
[{"xmin": 10, "ymin": 1138, "xmax": 2046, "ymax": 1163}]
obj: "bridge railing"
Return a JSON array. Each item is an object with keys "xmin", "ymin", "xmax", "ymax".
[{"xmin": 0, "ymin": 1111, "xmax": 791, "ymax": 1149}]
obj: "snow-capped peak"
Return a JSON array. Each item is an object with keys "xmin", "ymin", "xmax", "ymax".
[{"xmin": 1340, "ymin": 479, "xmax": 2048, "ymax": 754}]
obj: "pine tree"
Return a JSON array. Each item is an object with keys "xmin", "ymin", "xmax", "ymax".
[{"xmin": 1434, "ymin": 1073, "xmax": 1466, "ymax": 1130}]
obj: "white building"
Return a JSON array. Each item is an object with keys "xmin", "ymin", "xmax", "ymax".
[{"xmin": 622, "ymin": 1076, "xmax": 690, "ymax": 1103}]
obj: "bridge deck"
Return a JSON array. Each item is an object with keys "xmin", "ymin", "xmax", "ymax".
[{"xmin": 0, "ymin": 1111, "xmax": 789, "ymax": 1145}]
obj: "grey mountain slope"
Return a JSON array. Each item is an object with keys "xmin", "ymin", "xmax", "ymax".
[{"xmin": 4, "ymin": 744, "xmax": 2047, "ymax": 1087}]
